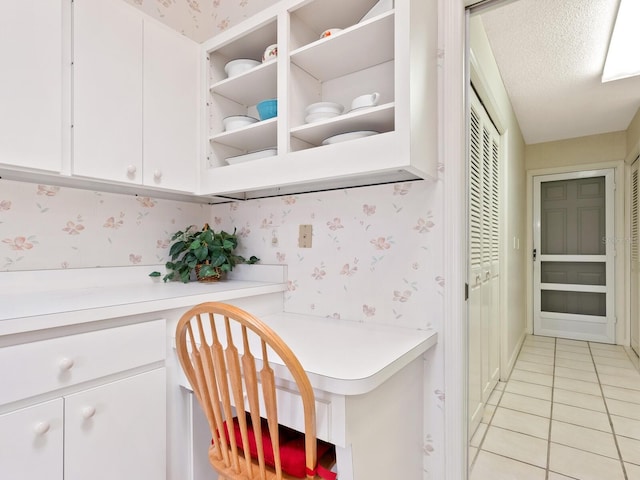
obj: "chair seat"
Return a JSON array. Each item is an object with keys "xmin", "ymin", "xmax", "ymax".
[{"xmin": 221, "ymin": 415, "xmax": 335, "ymax": 479}]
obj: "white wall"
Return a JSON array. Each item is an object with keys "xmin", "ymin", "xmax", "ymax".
[{"xmin": 470, "ymin": 15, "xmax": 528, "ymax": 376}]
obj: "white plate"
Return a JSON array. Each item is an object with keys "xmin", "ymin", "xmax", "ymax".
[
  {"xmin": 226, "ymin": 148, "xmax": 277, "ymax": 165},
  {"xmin": 322, "ymin": 130, "xmax": 379, "ymax": 145},
  {"xmin": 305, "ymin": 111, "xmax": 341, "ymax": 123}
]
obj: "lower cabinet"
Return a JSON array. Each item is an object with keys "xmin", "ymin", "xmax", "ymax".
[
  {"xmin": 0, "ymin": 399, "xmax": 64, "ymax": 479},
  {"xmin": 65, "ymin": 369, "xmax": 166, "ymax": 480},
  {"xmin": 0, "ymin": 319, "xmax": 167, "ymax": 479},
  {"xmin": 0, "ymin": 369, "xmax": 165, "ymax": 480}
]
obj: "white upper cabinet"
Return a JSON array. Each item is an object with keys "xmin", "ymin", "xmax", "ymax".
[
  {"xmin": 73, "ymin": 0, "xmax": 199, "ymax": 193},
  {"xmin": 143, "ymin": 20, "xmax": 200, "ymax": 193},
  {"xmin": 199, "ymin": 0, "xmax": 438, "ymax": 199},
  {"xmin": 0, "ymin": 0, "xmax": 66, "ymax": 173},
  {"xmin": 73, "ymin": 0, "xmax": 144, "ymax": 184}
]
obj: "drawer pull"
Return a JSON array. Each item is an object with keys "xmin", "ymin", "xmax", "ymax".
[
  {"xmin": 33, "ymin": 421, "xmax": 50, "ymax": 435},
  {"xmin": 58, "ymin": 357, "xmax": 75, "ymax": 371},
  {"xmin": 82, "ymin": 406, "xmax": 96, "ymax": 419}
]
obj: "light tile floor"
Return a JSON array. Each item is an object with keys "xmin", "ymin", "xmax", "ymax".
[{"xmin": 470, "ymin": 335, "xmax": 640, "ymax": 480}]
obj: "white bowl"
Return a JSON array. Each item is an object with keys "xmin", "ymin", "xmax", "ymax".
[
  {"xmin": 226, "ymin": 148, "xmax": 277, "ymax": 165},
  {"xmin": 305, "ymin": 102, "xmax": 344, "ymax": 116},
  {"xmin": 305, "ymin": 111, "xmax": 341, "ymax": 123},
  {"xmin": 322, "ymin": 130, "xmax": 379, "ymax": 145},
  {"xmin": 224, "ymin": 59, "xmax": 260, "ymax": 78},
  {"xmin": 222, "ymin": 115, "xmax": 259, "ymax": 132}
]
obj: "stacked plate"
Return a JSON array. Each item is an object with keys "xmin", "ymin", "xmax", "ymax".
[
  {"xmin": 226, "ymin": 148, "xmax": 277, "ymax": 165},
  {"xmin": 222, "ymin": 115, "xmax": 258, "ymax": 132},
  {"xmin": 322, "ymin": 131, "xmax": 379, "ymax": 145},
  {"xmin": 304, "ymin": 102, "xmax": 344, "ymax": 123}
]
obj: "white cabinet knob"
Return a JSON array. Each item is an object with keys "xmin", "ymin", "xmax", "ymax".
[
  {"xmin": 58, "ymin": 357, "xmax": 74, "ymax": 371},
  {"xmin": 153, "ymin": 169, "xmax": 162, "ymax": 180},
  {"xmin": 33, "ymin": 421, "xmax": 50, "ymax": 436},
  {"xmin": 126, "ymin": 165, "xmax": 137, "ymax": 175},
  {"xmin": 81, "ymin": 406, "xmax": 96, "ymax": 419}
]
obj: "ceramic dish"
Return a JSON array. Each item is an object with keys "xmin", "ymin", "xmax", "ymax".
[
  {"xmin": 224, "ymin": 58, "xmax": 260, "ymax": 78},
  {"xmin": 257, "ymin": 99, "xmax": 278, "ymax": 120},
  {"xmin": 305, "ymin": 111, "xmax": 341, "ymax": 123},
  {"xmin": 226, "ymin": 148, "xmax": 277, "ymax": 165},
  {"xmin": 305, "ymin": 102, "xmax": 344, "ymax": 116},
  {"xmin": 222, "ymin": 115, "xmax": 259, "ymax": 132},
  {"xmin": 322, "ymin": 130, "xmax": 379, "ymax": 145},
  {"xmin": 262, "ymin": 44, "xmax": 277, "ymax": 62},
  {"xmin": 320, "ymin": 28, "xmax": 342, "ymax": 39}
]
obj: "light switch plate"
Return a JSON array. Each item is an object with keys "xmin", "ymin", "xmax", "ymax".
[{"xmin": 298, "ymin": 224, "xmax": 312, "ymax": 248}]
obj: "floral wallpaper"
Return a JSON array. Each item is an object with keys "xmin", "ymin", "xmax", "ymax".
[
  {"xmin": 0, "ymin": 179, "xmax": 206, "ymax": 270},
  {"xmin": 124, "ymin": 0, "xmax": 279, "ymax": 43}
]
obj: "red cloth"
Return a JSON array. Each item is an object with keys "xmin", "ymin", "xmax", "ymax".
[{"xmin": 221, "ymin": 415, "xmax": 335, "ymax": 479}]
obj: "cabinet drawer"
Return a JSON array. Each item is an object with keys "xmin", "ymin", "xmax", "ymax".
[{"xmin": 0, "ymin": 320, "xmax": 165, "ymax": 406}]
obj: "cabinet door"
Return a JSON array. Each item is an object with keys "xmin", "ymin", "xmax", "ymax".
[
  {"xmin": 73, "ymin": 0, "xmax": 143, "ymax": 184},
  {"xmin": 0, "ymin": 399, "xmax": 64, "ymax": 480},
  {"xmin": 64, "ymin": 368, "xmax": 166, "ymax": 480},
  {"xmin": 0, "ymin": 0, "xmax": 63, "ymax": 172},
  {"xmin": 143, "ymin": 20, "xmax": 199, "ymax": 193}
]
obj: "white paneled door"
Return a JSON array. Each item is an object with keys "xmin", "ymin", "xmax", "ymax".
[
  {"xmin": 468, "ymin": 89, "xmax": 500, "ymax": 436},
  {"xmin": 533, "ymin": 169, "xmax": 615, "ymax": 343}
]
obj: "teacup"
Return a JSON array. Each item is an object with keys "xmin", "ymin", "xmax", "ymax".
[
  {"xmin": 262, "ymin": 44, "xmax": 277, "ymax": 62},
  {"xmin": 351, "ymin": 92, "xmax": 380, "ymax": 110}
]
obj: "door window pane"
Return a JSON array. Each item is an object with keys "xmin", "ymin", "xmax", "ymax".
[
  {"xmin": 541, "ymin": 262, "xmax": 606, "ymax": 285},
  {"xmin": 541, "ymin": 290, "xmax": 606, "ymax": 316}
]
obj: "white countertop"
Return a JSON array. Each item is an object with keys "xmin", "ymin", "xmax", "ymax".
[
  {"xmin": 0, "ymin": 264, "xmax": 287, "ymax": 335},
  {"xmin": 1, "ymin": 264, "xmax": 437, "ymax": 396},
  {"xmin": 260, "ymin": 312, "xmax": 437, "ymax": 395}
]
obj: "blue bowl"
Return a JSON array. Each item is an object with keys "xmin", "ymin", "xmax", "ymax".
[{"xmin": 257, "ymin": 99, "xmax": 277, "ymax": 120}]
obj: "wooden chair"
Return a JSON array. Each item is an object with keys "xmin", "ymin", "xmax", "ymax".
[{"xmin": 175, "ymin": 302, "xmax": 335, "ymax": 480}]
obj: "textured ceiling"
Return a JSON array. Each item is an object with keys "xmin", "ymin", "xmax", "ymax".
[{"xmin": 480, "ymin": 0, "xmax": 640, "ymax": 145}]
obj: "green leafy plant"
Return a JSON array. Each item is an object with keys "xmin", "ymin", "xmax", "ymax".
[{"xmin": 163, "ymin": 224, "xmax": 259, "ymax": 283}]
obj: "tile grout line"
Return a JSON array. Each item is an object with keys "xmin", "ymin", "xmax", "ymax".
[
  {"xmin": 589, "ymin": 341, "xmax": 629, "ymax": 480},
  {"xmin": 545, "ymin": 337, "xmax": 556, "ymax": 480}
]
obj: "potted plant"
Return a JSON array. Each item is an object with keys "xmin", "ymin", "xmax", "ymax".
[{"xmin": 162, "ymin": 224, "xmax": 259, "ymax": 283}]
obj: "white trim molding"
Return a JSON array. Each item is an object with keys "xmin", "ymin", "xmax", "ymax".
[{"xmin": 440, "ymin": 0, "xmax": 468, "ymax": 479}]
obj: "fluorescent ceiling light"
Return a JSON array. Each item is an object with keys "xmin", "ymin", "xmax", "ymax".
[{"xmin": 602, "ymin": 0, "xmax": 640, "ymax": 82}]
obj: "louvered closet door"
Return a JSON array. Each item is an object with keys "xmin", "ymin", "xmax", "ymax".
[
  {"xmin": 468, "ymin": 89, "xmax": 501, "ymax": 436},
  {"xmin": 631, "ymin": 159, "xmax": 639, "ymax": 355}
]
